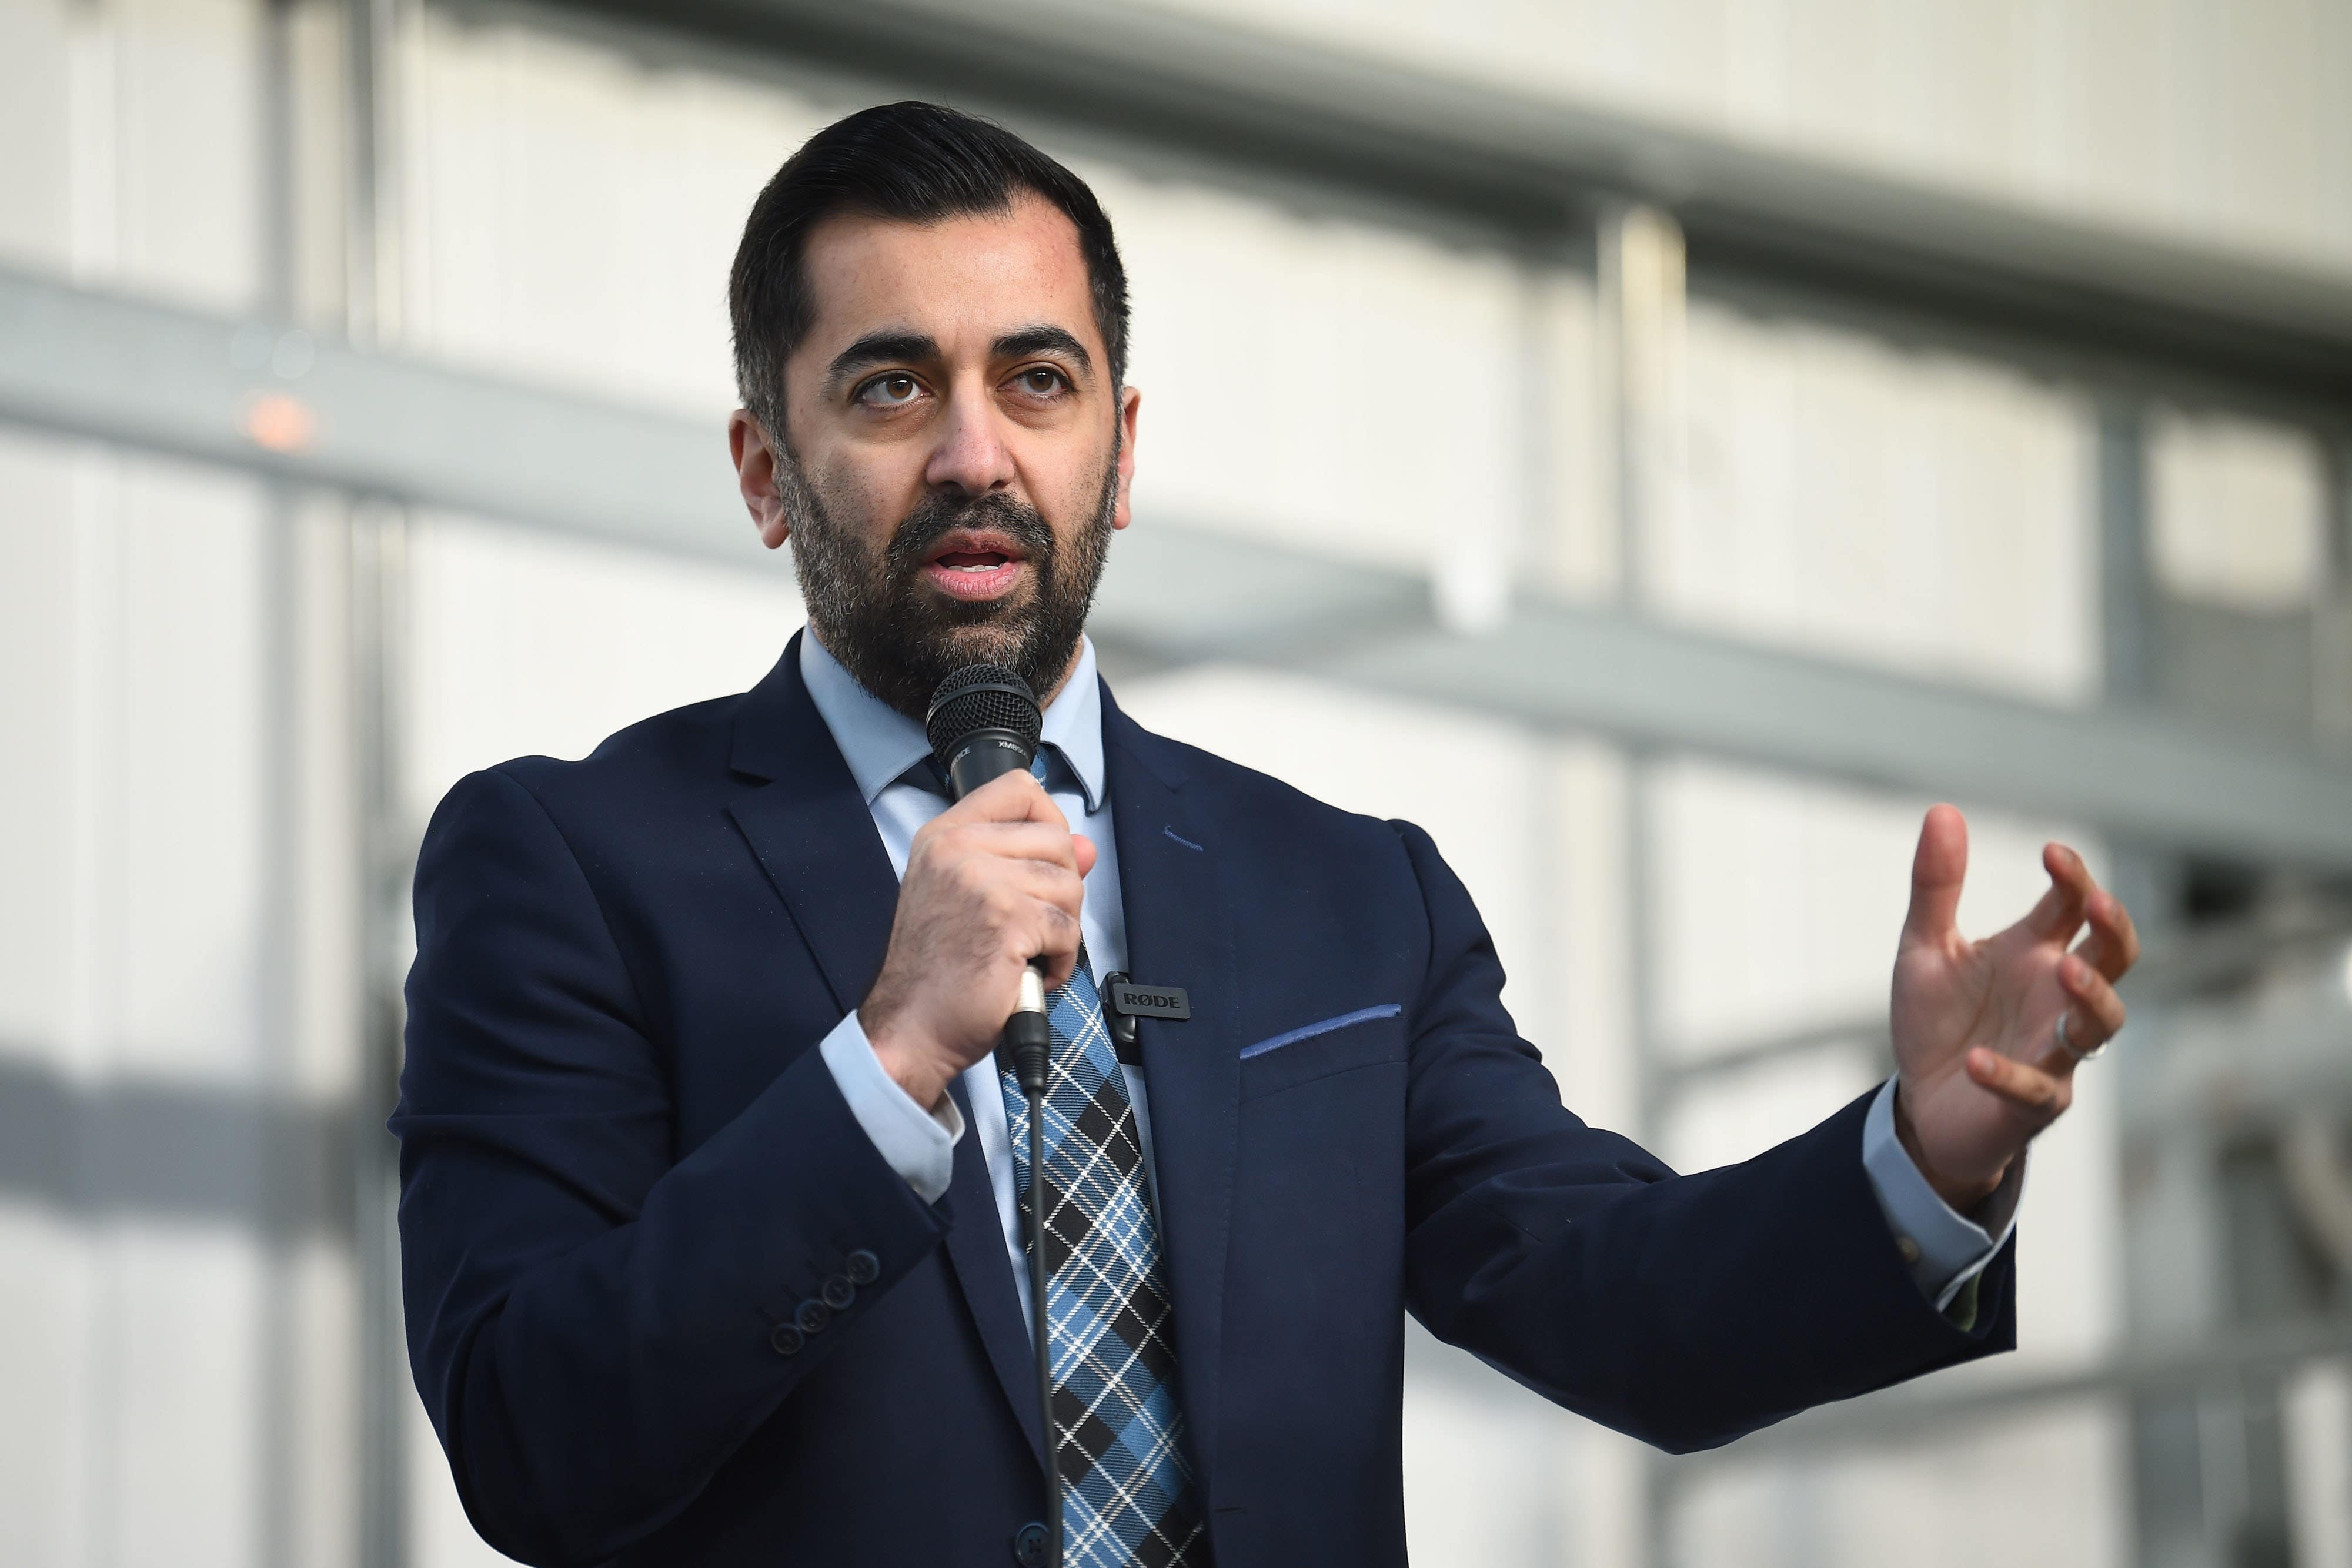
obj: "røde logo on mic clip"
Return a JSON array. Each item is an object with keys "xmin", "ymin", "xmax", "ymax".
[{"xmin": 1107, "ymin": 981, "xmax": 1190, "ymax": 1021}]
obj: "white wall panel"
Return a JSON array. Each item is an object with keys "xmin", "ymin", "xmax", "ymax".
[
  {"xmin": 0, "ymin": 1206, "xmax": 89, "ymax": 1568},
  {"xmin": 404, "ymin": 514, "xmax": 805, "ymax": 822},
  {"xmin": 1645, "ymin": 759, "xmax": 2090, "ymax": 1057},
  {"xmin": 0, "ymin": 0, "xmax": 75, "ymax": 276},
  {"xmin": 403, "ymin": 11, "xmax": 833, "ymax": 416},
  {"xmin": 1663, "ymin": 304, "xmax": 2097, "ymax": 704},
  {"xmin": 2286, "ymin": 1360, "xmax": 2352, "ymax": 1568},
  {"xmin": 2150, "ymin": 408, "xmax": 2327, "ymax": 611},
  {"xmin": 102, "ymin": 1226, "xmax": 268, "ymax": 1568},
  {"xmin": 0, "ymin": 431, "xmax": 82, "ymax": 1059},
  {"xmin": 0, "ymin": 0, "xmax": 263, "ymax": 309},
  {"xmin": 1397, "ymin": 1369, "xmax": 1568, "ymax": 1568},
  {"xmin": 1088, "ymin": 165, "xmax": 1531, "ymax": 581},
  {"xmin": 0, "ymin": 437, "xmax": 271, "ymax": 1083},
  {"xmin": 104, "ymin": 462, "xmax": 272, "ymax": 1079},
  {"xmin": 1674, "ymin": 1405, "xmax": 2126, "ymax": 1568}
]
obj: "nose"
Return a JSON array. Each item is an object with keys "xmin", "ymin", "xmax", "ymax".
[{"xmin": 923, "ymin": 379, "xmax": 1017, "ymax": 497}]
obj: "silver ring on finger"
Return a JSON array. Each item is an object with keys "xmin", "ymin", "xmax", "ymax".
[{"xmin": 2055, "ymin": 1011, "xmax": 2104, "ymax": 1063}]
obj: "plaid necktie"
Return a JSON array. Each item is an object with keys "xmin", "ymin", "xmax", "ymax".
[{"xmin": 1000, "ymin": 947, "xmax": 1207, "ymax": 1568}]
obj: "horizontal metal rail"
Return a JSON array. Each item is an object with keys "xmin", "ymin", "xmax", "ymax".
[
  {"xmin": 8, "ymin": 263, "xmax": 2352, "ymax": 867},
  {"xmin": 1659, "ymin": 1315, "xmax": 2352, "ymax": 1469},
  {"xmin": 542, "ymin": 0, "xmax": 2352, "ymax": 417}
]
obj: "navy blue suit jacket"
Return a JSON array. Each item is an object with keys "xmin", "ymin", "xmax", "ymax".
[{"xmin": 395, "ymin": 637, "xmax": 2014, "ymax": 1567}]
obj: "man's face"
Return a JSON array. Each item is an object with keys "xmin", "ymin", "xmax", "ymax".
[{"xmin": 729, "ymin": 193, "xmax": 1140, "ymax": 718}]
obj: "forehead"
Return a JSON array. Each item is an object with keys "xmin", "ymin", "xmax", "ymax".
[{"xmin": 795, "ymin": 195, "xmax": 1100, "ymax": 363}]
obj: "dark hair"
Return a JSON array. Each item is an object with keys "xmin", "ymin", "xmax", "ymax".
[{"xmin": 729, "ymin": 101, "xmax": 1130, "ymax": 443}]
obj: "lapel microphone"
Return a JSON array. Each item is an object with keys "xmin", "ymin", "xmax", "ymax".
[{"xmin": 925, "ymin": 664, "xmax": 1061, "ymax": 1568}]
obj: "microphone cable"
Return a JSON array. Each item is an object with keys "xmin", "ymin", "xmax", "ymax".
[
  {"xmin": 927, "ymin": 663, "xmax": 1061, "ymax": 1568},
  {"xmin": 1003, "ymin": 965, "xmax": 1059, "ymax": 1568}
]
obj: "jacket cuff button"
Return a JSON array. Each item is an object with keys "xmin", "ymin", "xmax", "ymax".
[
  {"xmin": 846, "ymin": 1249, "xmax": 880, "ymax": 1285},
  {"xmin": 769, "ymin": 1323, "xmax": 805, "ymax": 1357},
  {"xmin": 795, "ymin": 1299, "xmax": 830, "ymax": 1336},
  {"xmin": 821, "ymin": 1275, "xmax": 855, "ymax": 1310}
]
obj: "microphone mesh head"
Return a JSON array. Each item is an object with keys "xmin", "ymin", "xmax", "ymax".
[{"xmin": 925, "ymin": 663, "xmax": 1043, "ymax": 763}]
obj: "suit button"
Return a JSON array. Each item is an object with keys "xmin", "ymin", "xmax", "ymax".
[
  {"xmin": 769, "ymin": 1324, "xmax": 804, "ymax": 1357},
  {"xmin": 846, "ymin": 1249, "xmax": 880, "ymax": 1285},
  {"xmin": 794, "ymin": 1300, "xmax": 830, "ymax": 1335},
  {"xmin": 1011, "ymin": 1521, "xmax": 1049, "ymax": 1567},
  {"xmin": 821, "ymin": 1274, "xmax": 855, "ymax": 1310}
]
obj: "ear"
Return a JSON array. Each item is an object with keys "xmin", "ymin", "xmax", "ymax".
[
  {"xmin": 1111, "ymin": 385, "xmax": 1141, "ymax": 533},
  {"xmin": 728, "ymin": 409, "xmax": 792, "ymax": 550}
]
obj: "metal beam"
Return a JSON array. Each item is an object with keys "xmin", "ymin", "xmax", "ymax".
[
  {"xmin": 10, "ymin": 264, "xmax": 2352, "ymax": 868},
  {"xmin": 1659, "ymin": 1315, "xmax": 2352, "ymax": 1467},
  {"xmin": 0, "ymin": 1054, "xmax": 352, "ymax": 1239},
  {"xmin": 529, "ymin": 0, "xmax": 2352, "ymax": 417}
]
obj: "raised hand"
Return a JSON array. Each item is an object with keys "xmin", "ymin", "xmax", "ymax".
[{"xmin": 1889, "ymin": 804, "xmax": 2141, "ymax": 1211}]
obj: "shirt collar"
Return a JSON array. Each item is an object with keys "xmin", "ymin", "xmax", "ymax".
[{"xmin": 798, "ymin": 630, "xmax": 1106, "ymax": 814}]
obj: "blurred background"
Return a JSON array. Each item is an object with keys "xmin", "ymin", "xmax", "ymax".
[{"xmin": 4, "ymin": 1, "xmax": 2351, "ymax": 1565}]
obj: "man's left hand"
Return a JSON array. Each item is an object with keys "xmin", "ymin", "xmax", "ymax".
[{"xmin": 1889, "ymin": 804, "xmax": 2141, "ymax": 1212}]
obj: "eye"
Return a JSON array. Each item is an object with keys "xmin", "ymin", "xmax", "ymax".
[
  {"xmin": 856, "ymin": 373, "xmax": 923, "ymax": 408},
  {"xmin": 1011, "ymin": 366, "xmax": 1069, "ymax": 398}
]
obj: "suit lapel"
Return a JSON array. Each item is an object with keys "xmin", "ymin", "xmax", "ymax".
[
  {"xmin": 723, "ymin": 643, "xmax": 898, "ymax": 1018},
  {"xmin": 1104, "ymin": 694, "xmax": 1241, "ymax": 1500},
  {"xmin": 724, "ymin": 636, "xmax": 1042, "ymax": 1473}
]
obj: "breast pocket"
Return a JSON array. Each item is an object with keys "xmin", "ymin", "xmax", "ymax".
[{"xmin": 1235, "ymin": 1004, "xmax": 1405, "ymax": 1101}]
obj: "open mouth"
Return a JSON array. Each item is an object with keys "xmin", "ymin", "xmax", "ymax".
[{"xmin": 920, "ymin": 531, "xmax": 1031, "ymax": 601}]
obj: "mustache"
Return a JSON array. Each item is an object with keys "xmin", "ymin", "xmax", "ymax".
[{"xmin": 883, "ymin": 492, "xmax": 1058, "ymax": 578}]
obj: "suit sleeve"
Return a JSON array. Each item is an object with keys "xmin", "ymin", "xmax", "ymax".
[
  {"xmin": 1391, "ymin": 819, "xmax": 2014, "ymax": 1453},
  {"xmin": 393, "ymin": 768, "xmax": 951, "ymax": 1565}
]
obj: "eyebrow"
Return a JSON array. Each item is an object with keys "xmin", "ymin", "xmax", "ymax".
[
  {"xmin": 822, "ymin": 323, "xmax": 1097, "ymax": 393},
  {"xmin": 993, "ymin": 325, "xmax": 1094, "ymax": 378},
  {"xmin": 824, "ymin": 330, "xmax": 940, "ymax": 390}
]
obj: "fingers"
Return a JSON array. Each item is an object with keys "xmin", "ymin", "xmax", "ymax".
[
  {"xmin": 1902, "ymin": 805, "xmax": 1969, "ymax": 948},
  {"xmin": 1965, "ymin": 1047, "xmax": 2069, "ymax": 1116},
  {"xmin": 926, "ymin": 771, "xmax": 1097, "ymax": 880},
  {"xmin": 946, "ymin": 819, "xmax": 1083, "ymax": 871},
  {"xmin": 948, "ymin": 767, "xmax": 1068, "ymax": 828},
  {"xmin": 2017, "ymin": 841, "xmax": 2094, "ymax": 944},
  {"xmin": 2029, "ymin": 953, "xmax": 2127, "ymax": 1075},
  {"xmin": 2075, "ymin": 884, "xmax": 2142, "ymax": 983}
]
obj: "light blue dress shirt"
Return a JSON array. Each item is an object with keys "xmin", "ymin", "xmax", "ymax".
[{"xmin": 801, "ymin": 632, "xmax": 2017, "ymax": 1320}]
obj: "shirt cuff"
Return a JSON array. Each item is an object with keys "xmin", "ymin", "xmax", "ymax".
[
  {"xmin": 1860, "ymin": 1076, "xmax": 2023, "ymax": 1312},
  {"xmin": 817, "ymin": 1011, "xmax": 964, "ymax": 1204}
]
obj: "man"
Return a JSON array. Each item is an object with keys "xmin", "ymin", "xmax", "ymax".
[{"xmin": 395, "ymin": 102, "xmax": 2139, "ymax": 1568}]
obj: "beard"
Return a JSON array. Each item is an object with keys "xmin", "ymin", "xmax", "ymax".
[{"xmin": 779, "ymin": 445, "xmax": 1118, "ymax": 721}]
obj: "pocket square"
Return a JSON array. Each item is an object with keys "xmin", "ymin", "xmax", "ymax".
[{"xmin": 1237, "ymin": 1004, "xmax": 1402, "ymax": 1061}]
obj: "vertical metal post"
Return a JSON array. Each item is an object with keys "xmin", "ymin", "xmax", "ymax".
[
  {"xmin": 2315, "ymin": 438, "xmax": 2352, "ymax": 755},
  {"xmin": 350, "ymin": 504, "xmax": 410, "ymax": 1568},
  {"xmin": 1602, "ymin": 202, "xmax": 1686, "ymax": 1568},
  {"xmin": 345, "ymin": 3, "xmax": 410, "ymax": 1566},
  {"xmin": 2100, "ymin": 397, "xmax": 2218, "ymax": 1568}
]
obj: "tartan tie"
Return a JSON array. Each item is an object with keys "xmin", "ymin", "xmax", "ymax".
[{"xmin": 1000, "ymin": 947, "xmax": 1207, "ymax": 1568}]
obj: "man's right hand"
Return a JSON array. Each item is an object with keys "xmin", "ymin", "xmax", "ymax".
[{"xmin": 860, "ymin": 769, "xmax": 1095, "ymax": 1111}]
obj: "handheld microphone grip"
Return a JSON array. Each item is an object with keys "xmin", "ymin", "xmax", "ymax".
[{"xmin": 1004, "ymin": 964, "xmax": 1051, "ymax": 1097}]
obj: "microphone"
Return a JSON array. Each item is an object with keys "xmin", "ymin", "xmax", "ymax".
[
  {"xmin": 924, "ymin": 663, "xmax": 1062, "ymax": 1568},
  {"xmin": 923, "ymin": 664, "xmax": 1055, "ymax": 1098}
]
